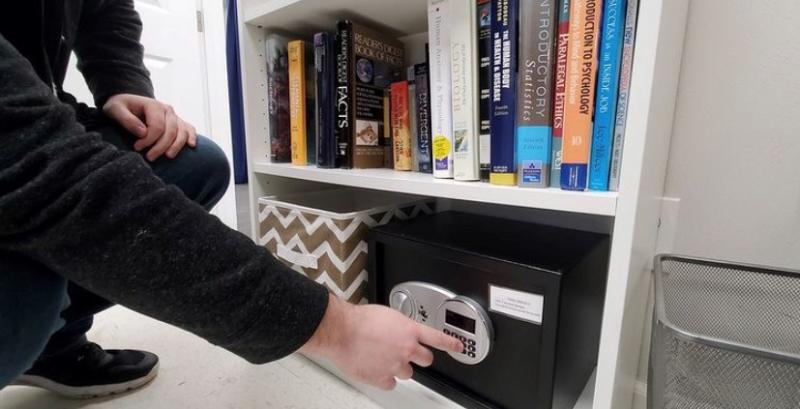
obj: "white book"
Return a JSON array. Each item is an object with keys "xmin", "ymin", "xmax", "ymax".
[
  {"xmin": 428, "ymin": 0, "xmax": 455, "ymax": 179},
  {"xmin": 450, "ymin": 0, "xmax": 480, "ymax": 181}
]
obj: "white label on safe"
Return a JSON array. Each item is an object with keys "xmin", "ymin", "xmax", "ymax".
[{"xmin": 489, "ymin": 285, "xmax": 544, "ymax": 325}]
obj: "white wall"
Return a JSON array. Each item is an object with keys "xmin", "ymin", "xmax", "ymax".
[
  {"xmin": 636, "ymin": 1, "xmax": 800, "ymax": 403},
  {"xmin": 664, "ymin": 0, "xmax": 800, "ymax": 268}
]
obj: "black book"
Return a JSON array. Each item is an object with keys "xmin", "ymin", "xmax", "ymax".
[
  {"xmin": 335, "ymin": 21, "xmax": 353, "ymax": 168},
  {"xmin": 315, "ymin": 32, "xmax": 338, "ymax": 168},
  {"xmin": 477, "ymin": 0, "xmax": 493, "ymax": 181},
  {"xmin": 414, "ymin": 62, "xmax": 433, "ymax": 173}
]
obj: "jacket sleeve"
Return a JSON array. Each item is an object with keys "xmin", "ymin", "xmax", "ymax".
[
  {"xmin": 72, "ymin": 0, "xmax": 155, "ymax": 107},
  {"xmin": 0, "ymin": 34, "xmax": 329, "ymax": 364}
]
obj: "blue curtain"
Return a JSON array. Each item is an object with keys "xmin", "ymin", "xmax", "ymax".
[{"xmin": 226, "ymin": 0, "xmax": 248, "ymax": 184}]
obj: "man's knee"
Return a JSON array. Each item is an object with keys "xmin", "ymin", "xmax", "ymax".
[{"xmin": 164, "ymin": 135, "xmax": 230, "ymax": 210}]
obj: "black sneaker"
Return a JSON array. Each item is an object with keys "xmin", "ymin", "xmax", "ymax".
[{"xmin": 13, "ymin": 342, "xmax": 159, "ymax": 399}]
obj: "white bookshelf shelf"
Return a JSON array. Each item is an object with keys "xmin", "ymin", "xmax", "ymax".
[
  {"xmin": 253, "ymin": 161, "xmax": 618, "ymax": 216},
  {"xmin": 242, "ymin": 0, "xmax": 429, "ymax": 36}
]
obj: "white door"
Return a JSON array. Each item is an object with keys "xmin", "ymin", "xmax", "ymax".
[{"xmin": 63, "ymin": 0, "xmax": 237, "ymax": 229}]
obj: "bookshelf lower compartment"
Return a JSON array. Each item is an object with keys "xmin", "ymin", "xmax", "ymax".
[{"xmin": 252, "ymin": 162, "xmax": 618, "ymax": 216}]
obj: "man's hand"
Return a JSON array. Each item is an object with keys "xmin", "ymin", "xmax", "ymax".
[
  {"xmin": 103, "ymin": 94, "xmax": 197, "ymax": 161},
  {"xmin": 301, "ymin": 294, "xmax": 464, "ymax": 391}
]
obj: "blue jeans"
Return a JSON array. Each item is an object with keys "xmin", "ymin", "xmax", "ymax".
[{"xmin": 0, "ymin": 110, "xmax": 230, "ymax": 388}]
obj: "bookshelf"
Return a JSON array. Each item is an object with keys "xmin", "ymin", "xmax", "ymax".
[{"xmin": 236, "ymin": 0, "xmax": 690, "ymax": 408}]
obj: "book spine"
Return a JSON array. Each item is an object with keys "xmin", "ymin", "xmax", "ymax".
[
  {"xmin": 477, "ymin": 0, "xmax": 493, "ymax": 181},
  {"xmin": 408, "ymin": 66, "xmax": 420, "ymax": 171},
  {"xmin": 451, "ymin": 0, "xmax": 481, "ymax": 181},
  {"xmin": 560, "ymin": 0, "xmax": 602, "ymax": 191},
  {"xmin": 516, "ymin": 0, "xmax": 557, "ymax": 188},
  {"xmin": 608, "ymin": 0, "xmax": 638, "ymax": 191},
  {"xmin": 384, "ymin": 92, "xmax": 394, "ymax": 168},
  {"xmin": 288, "ymin": 40, "xmax": 309, "ymax": 166},
  {"xmin": 266, "ymin": 35, "xmax": 291, "ymax": 163},
  {"xmin": 415, "ymin": 63, "xmax": 434, "ymax": 173},
  {"xmin": 551, "ymin": 0, "xmax": 570, "ymax": 186},
  {"xmin": 589, "ymin": 0, "xmax": 626, "ymax": 190},
  {"xmin": 391, "ymin": 81, "xmax": 413, "ymax": 170},
  {"xmin": 489, "ymin": 0, "xmax": 519, "ymax": 186},
  {"xmin": 315, "ymin": 32, "xmax": 338, "ymax": 168},
  {"xmin": 335, "ymin": 21, "xmax": 354, "ymax": 168},
  {"xmin": 428, "ymin": 0, "xmax": 455, "ymax": 178}
]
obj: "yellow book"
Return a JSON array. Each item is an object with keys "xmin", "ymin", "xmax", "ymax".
[{"xmin": 288, "ymin": 40, "xmax": 308, "ymax": 166}]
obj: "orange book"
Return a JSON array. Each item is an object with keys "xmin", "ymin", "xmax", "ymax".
[
  {"xmin": 288, "ymin": 40, "xmax": 308, "ymax": 166},
  {"xmin": 561, "ymin": 0, "xmax": 603, "ymax": 190},
  {"xmin": 391, "ymin": 81, "xmax": 412, "ymax": 171}
]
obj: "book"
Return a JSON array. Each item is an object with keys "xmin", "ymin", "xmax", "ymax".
[
  {"xmin": 516, "ymin": 0, "xmax": 558, "ymax": 188},
  {"xmin": 609, "ymin": 0, "xmax": 639, "ymax": 191},
  {"xmin": 408, "ymin": 67, "xmax": 420, "ymax": 171},
  {"xmin": 266, "ymin": 34, "xmax": 291, "ymax": 163},
  {"xmin": 489, "ymin": 0, "xmax": 519, "ymax": 186},
  {"xmin": 288, "ymin": 40, "xmax": 316, "ymax": 166},
  {"xmin": 391, "ymin": 81, "xmax": 413, "ymax": 170},
  {"xmin": 477, "ymin": 0, "xmax": 493, "ymax": 181},
  {"xmin": 336, "ymin": 21, "xmax": 405, "ymax": 168},
  {"xmin": 384, "ymin": 92, "xmax": 394, "ymax": 168},
  {"xmin": 551, "ymin": 0, "xmax": 570, "ymax": 186},
  {"xmin": 589, "ymin": 0, "xmax": 627, "ymax": 190},
  {"xmin": 428, "ymin": 0, "xmax": 455, "ymax": 179},
  {"xmin": 336, "ymin": 22, "xmax": 353, "ymax": 168},
  {"xmin": 414, "ymin": 63, "xmax": 434, "ymax": 173},
  {"xmin": 315, "ymin": 32, "xmax": 338, "ymax": 168},
  {"xmin": 451, "ymin": 0, "xmax": 481, "ymax": 181},
  {"xmin": 560, "ymin": 0, "xmax": 602, "ymax": 191}
]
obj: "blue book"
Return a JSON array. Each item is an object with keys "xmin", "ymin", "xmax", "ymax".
[
  {"xmin": 315, "ymin": 32, "xmax": 338, "ymax": 168},
  {"xmin": 588, "ymin": 0, "xmax": 627, "ymax": 191},
  {"xmin": 489, "ymin": 0, "xmax": 519, "ymax": 186}
]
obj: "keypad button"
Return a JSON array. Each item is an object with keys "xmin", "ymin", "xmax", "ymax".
[{"xmin": 468, "ymin": 339, "xmax": 476, "ymax": 346}]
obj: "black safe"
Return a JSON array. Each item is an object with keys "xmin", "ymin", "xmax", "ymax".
[{"xmin": 368, "ymin": 211, "xmax": 610, "ymax": 409}]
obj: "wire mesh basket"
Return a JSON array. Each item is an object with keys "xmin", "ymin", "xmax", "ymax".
[{"xmin": 649, "ymin": 255, "xmax": 800, "ymax": 409}]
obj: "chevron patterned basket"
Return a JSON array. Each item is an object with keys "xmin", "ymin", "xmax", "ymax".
[{"xmin": 258, "ymin": 189, "xmax": 435, "ymax": 304}]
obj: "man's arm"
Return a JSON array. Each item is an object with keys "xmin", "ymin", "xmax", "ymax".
[
  {"xmin": 73, "ymin": 0, "xmax": 154, "ymax": 108},
  {"xmin": 0, "ymin": 35, "xmax": 462, "ymax": 388},
  {"xmin": 0, "ymin": 33, "xmax": 327, "ymax": 364}
]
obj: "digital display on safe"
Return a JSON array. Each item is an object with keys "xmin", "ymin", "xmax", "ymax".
[{"xmin": 446, "ymin": 309, "xmax": 476, "ymax": 333}]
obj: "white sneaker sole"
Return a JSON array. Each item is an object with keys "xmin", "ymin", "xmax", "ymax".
[{"xmin": 12, "ymin": 362, "xmax": 159, "ymax": 399}]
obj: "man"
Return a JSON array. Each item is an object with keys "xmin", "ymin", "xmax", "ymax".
[{"xmin": 0, "ymin": 0, "xmax": 462, "ymax": 400}]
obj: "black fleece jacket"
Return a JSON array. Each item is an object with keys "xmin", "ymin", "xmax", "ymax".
[{"xmin": 0, "ymin": 5, "xmax": 329, "ymax": 363}]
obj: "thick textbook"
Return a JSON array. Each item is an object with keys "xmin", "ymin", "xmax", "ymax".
[
  {"xmin": 551, "ymin": 0, "xmax": 570, "ymax": 186},
  {"xmin": 477, "ymin": 0, "xmax": 493, "ymax": 181},
  {"xmin": 288, "ymin": 40, "xmax": 315, "ymax": 166},
  {"xmin": 391, "ymin": 81, "xmax": 413, "ymax": 170},
  {"xmin": 428, "ymin": 0, "xmax": 455, "ymax": 178},
  {"xmin": 266, "ymin": 34, "xmax": 291, "ymax": 163},
  {"xmin": 609, "ymin": 0, "xmax": 639, "ymax": 191},
  {"xmin": 415, "ymin": 63, "xmax": 434, "ymax": 173},
  {"xmin": 560, "ymin": 0, "xmax": 602, "ymax": 190},
  {"xmin": 315, "ymin": 32, "xmax": 338, "ymax": 168},
  {"xmin": 451, "ymin": 0, "xmax": 481, "ymax": 181},
  {"xmin": 516, "ymin": 0, "xmax": 558, "ymax": 188},
  {"xmin": 588, "ymin": 0, "xmax": 627, "ymax": 191},
  {"xmin": 489, "ymin": 0, "xmax": 519, "ymax": 186},
  {"xmin": 336, "ymin": 20, "xmax": 405, "ymax": 168}
]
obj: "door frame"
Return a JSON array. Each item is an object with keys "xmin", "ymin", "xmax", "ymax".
[{"xmin": 198, "ymin": 0, "xmax": 238, "ymax": 229}]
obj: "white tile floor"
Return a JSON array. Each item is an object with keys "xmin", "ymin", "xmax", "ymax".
[{"xmin": 0, "ymin": 307, "xmax": 384, "ymax": 409}]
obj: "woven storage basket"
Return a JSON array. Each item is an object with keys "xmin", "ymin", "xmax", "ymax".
[{"xmin": 258, "ymin": 189, "xmax": 434, "ymax": 304}]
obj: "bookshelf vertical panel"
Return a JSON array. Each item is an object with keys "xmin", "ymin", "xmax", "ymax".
[{"xmin": 593, "ymin": 0, "xmax": 690, "ymax": 408}]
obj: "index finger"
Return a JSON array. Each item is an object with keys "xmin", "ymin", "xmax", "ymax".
[{"xmin": 417, "ymin": 324, "xmax": 464, "ymax": 353}]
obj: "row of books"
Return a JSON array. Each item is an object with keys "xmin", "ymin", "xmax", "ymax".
[{"xmin": 265, "ymin": 0, "xmax": 639, "ymax": 191}]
